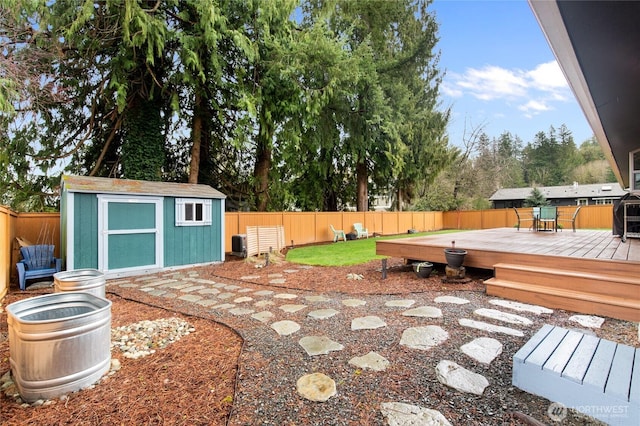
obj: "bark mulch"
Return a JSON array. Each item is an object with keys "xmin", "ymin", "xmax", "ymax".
[{"xmin": 1, "ymin": 254, "xmax": 637, "ymax": 425}]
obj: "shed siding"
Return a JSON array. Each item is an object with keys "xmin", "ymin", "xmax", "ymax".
[
  {"xmin": 73, "ymin": 193, "xmax": 98, "ymax": 269},
  {"xmin": 163, "ymin": 198, "xmax": 221, "ymax": 267}
]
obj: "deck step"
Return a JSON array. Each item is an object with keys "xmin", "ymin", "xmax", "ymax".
[
  {"xmin": 513, "ymin": 325, "xmax": 639, "ymax": 426},
  {"xmin": 485, "ymin": 278, "xmax": 640, "ymax": 322},
  {"xmin": 492, "ymin": 263, "xmax": 640, "ymax": 299}
]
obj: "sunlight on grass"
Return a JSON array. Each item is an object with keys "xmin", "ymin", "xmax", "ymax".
[{"xmin": 285, "ymin": 230, "xmax": 461, "ymax": 266}]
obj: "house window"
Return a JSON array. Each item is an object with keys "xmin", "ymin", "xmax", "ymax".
[
  {"xmin": 176, "ymin": 198, "xmax": 212, "ymax": 226},
  {"xmin": 577, "ymin": 198, "xmax": 589, "ymax": 206},
  {"xmin": 594, "ymin": 198, "xmax": 614, "ymax": 205}
]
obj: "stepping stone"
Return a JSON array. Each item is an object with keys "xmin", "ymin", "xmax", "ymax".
[
  {"xmin": 348, "ymin": 352, "xmax": 390, "ymax": 372},
  {"xmin": 296, "ymin": 373, "xmax": 336, "ymax": 402},
  {"xmin": 254, "ymin": 300, "xmax": 275, "ymax": 308},
  {"xmin": 254, "ymin": 290, "xmax": 275, "ymax": 296},
  {"xmin": 147, "ymin": 289, "xmax": 167, "ymax": 297},
  {"xmin": 458, "ymin": 318, "xmax": 524, "ymax": 337},
  {"xmin": 305, "ymin": 295, "xmax": 332, "ymax": 303},
  {"xmin": 251, "ymin": 311, "xmax": 275, "ymax": 323},
  {"xmin": 385, "ymin": 299, "xmax": 415, "ymax": 308},
  {"xmin": 211, "ymin": 303, "xmax": 235, "ymax": 310},
  {"xmin": 435, "ymin": 360, "xmax": 489, "ymax": 396},
  {"xmin": 271, "ymin": 320, "xmax": 300, "ymax": 336},
  {"xmin": 195, "ymin": 299, "xmax": 219, "ymax": 307},
  {"xmin": 178, "ymin": 294, "xmax": 203, "ymax": 303},
  {"xmin": 139, "ymin": 287, "xmax": 155, "ymax": 292},
  {"xmin": 274, "ymin": 293, "xmax": 298, "ymax": 300},
  {"xmin": 233, "ymin": 296, "xmax": 253, "ymax": 303},
  {"xmin": 268, "ymin": 273, "xmax": 284, "ymax": 278},
  {"xmin": 568, "ymin": 314, "xmax": 605, "ymax": 328},
  {"xmin": 180, "ymin": 285, "xmax": 205, "ymax": 293},
  {"xmin": 308, "ymin": 309, "xmax": 339, "ymax": 320},
  {"xmin": 187, "ymin": 278, "xmax": 218, "ymax": 285},
  {"xmin": 198, "ymin": 288, "xmax": 220, "ymax": 295},
  {"xmin": 240, "ymin": 275, "xmax": 261, "ymax": 280},
  {"xmin": 434, "ymin": 296, "xmax": 470, "ymax": 305},
  {"xmin": 269, "ymin": 278, "xmax": 286, "ymax": 285},
  {"xmin": 299, "ymin": 336, "xmax": 344, "ymax": 356},
  {"xmin": 351, "ymin": 316, "xmax": 387, "ymax": 330},
  {"xmin": 489, "ymin": 299, "xmax": 553, "ymax": 314},
  {"xmin": 460, "ymin": 337, "xmax": 503, "ymax": 364},
  {"xmin": 229, "ymin": 308, "xmax": 254, "ymax": 316},
  {"xmin": 119, "ymin": 283, "xmax": 139, "ymax": 288},
  {"xmin": 167, "ymin": 283, "xmax": 193, "ymax": 290},
  {"xmin": 217, "ymin": 293, "xmax": 236, "ymax": 300},
  {"xmin": 474, "ymin": 308, "xmax": 533, "ymax": 326},
  {"xmin": 212, "ymin": 283, "xmax": 228, "ymax": 289},
  {"xmin": 380, "ymin": 402, "xmax": 451, "ymax": 426},
  {"xmin": 283, "ymin": 269, "xmax": 299, "ymax": 274},
  {"xmin": 400, "ymin": 326, "xmax": 448, "ymax": 350},
  {"xmin": 238, "ymin": 288, "xmax": 254, "ymax": 293},
  {"xmin": 224, "ymin": 285, "xmax": 241, "ymax": 290},
  {"xmin": 342, "ymin": 299, "xmax": 366, "ymax": 307},
  {"xmin": 279, "ymin": 304, "xmax": 307, "ymax": 313},
  {"xmin": 402, "ymin": 306, "xmax": 443, "ymax": 318},
  {"xmin": 161, "ymin": 293, "xmax": 177, "ymax": 299}
]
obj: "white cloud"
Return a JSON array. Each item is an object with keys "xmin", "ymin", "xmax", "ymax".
[
  {"xmin": 443, "ymin": 60, "xmax": 571, "ymax": 118},
  {"xmin": 455, "ymin": 65, "xmax": 528, "ymax": 100},
  {"xmin": 518, "ymin": 99, "xmax": 550, "ymax": 117}
]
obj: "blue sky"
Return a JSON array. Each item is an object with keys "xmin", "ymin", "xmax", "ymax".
[{"xmin": 431, "ymin": 0, "xmax": 594, "ymax": 147}]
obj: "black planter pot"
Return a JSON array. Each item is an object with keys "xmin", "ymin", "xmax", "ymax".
[
  {"xmin": 443, "ymin": 248, "xmax": 467, "ymax": 269},
  {"xmin": 412, "ymin": 262, "xmax": 433, "ymax": 278}
]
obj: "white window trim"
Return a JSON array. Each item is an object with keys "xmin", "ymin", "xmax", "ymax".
[{"xmin": 176, "ymin": 198, "xmax": 212, "ymax": 226}]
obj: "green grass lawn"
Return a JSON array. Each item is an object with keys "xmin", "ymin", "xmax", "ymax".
[{"xmin": 285, "ymin": 230, "xmax": 461, "ymax": 266}]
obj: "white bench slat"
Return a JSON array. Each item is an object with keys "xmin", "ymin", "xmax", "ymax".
[
  {"xmin": 562, "ymin": 333, "xmax": 600, "ymax": 384},
  {"xmin": 543, "ymin": 330, "xmax": 584, "ymax": 375},
  {"xmin": 583, "ymin": 339, "xmax": 617, "ymax": 393},
  {"xmin": 605, "ymin": 344, "xmax": 635, "ymax": 400},
  {"xmin": 513, "ymin": 325, "xmax": 639, "ymax": 425},
  {"xmin": 526, "ymin": 326, "xmax": 568, "ymax": 367},
  {"xmin": 513, "ymin": 324, "xmax": 554, "ymax": 364},
  {"xmin": 630, "ymin": 348, "xmax": 640, "ymax": 403}
]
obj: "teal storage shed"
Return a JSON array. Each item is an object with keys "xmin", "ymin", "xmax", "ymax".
[{"xmin": 60, "ymin": 175, "xmax": 226, "ymax": 278}]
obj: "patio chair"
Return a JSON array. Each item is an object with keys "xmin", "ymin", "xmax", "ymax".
[
  {"xmin": 353, "ymin": 223, "xmax": 369, "ymax": 239},
  {"xmin": 557, "ymin": 205, "xmax": 582, "ymax": 232},
  {"xmin": 513, "ymin": 207, "xmax": 535, "ymax": 231},
  {"xmin": 538, "ymin": 206, "xmax": 558, "ymax": 232},
  {"xmin": 16, "ymin": 244, "xmax": 62, "ymax": 290},
  {"xmin": 329, "ymin": 224, "xmax": 346, "ymax": 242}
]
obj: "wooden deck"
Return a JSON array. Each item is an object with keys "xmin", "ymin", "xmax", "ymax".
[
  {"xmin": 376, "ymin": 228, "xmax": 640, "ymax": 322},
  {"xmin": 513, "ymin": 325, "xmax": 639, "ymax": 426}
]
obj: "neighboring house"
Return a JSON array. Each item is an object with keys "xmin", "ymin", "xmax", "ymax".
[
  {"xmin": 489, "ymin": 182, "xmax": 626, "ymax": 209},
  {"xmin": 60, "ymin": 175, "xmax": 226, "ymax": 278}
]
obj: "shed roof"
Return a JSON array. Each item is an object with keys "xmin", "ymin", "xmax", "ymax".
[
  {"xmin": 61, "ymin": 175, "xmax": 226, "ymax": 199},
  {"xmin": 490, "ymin": 183, "xmax": 626, "ymax": 201}
]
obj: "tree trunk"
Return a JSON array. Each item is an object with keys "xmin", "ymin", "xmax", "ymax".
[
  {"xmin": 254, "ymin": 109, "xmax": 274, "ymax": 211},
  {"xmin": 188, "ymin": 93, "xmax": 203, "ymax": 184},
  {"xmin": 356, "ymin": 161, "xmax": 368, "ymax": 211}
]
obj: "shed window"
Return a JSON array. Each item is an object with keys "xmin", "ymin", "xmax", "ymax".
[{"xmin": 176, "ymin": 198, "xmax": 212, "ymax": 226}]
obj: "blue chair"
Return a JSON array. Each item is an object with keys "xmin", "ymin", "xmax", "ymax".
[{"xmin": 16, "ymin": 244, "xmax": 62, "ymax": 290}]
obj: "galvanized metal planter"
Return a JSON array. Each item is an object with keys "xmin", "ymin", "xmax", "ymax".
[
  {"xmin": 54, "ymin": 269, "xmax": 106, "ymax": 298},
  {"xmin": 6, "ymin": 292, "xmax": 112, "ymax": 402}
]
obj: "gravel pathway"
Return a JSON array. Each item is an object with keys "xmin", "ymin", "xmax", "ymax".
[{"xmin": 92, "ymin": 267, "xmax": 624, "ymax": 425}]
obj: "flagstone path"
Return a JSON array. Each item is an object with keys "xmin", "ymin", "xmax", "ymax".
[{"xmin": 107, "ymin": 267, "xmax": 608, "ymax": 425}]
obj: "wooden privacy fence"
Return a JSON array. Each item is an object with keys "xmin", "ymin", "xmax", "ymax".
[{"xmin": 1, "ymin": 204, "xmax": 616, "ymax": 294}]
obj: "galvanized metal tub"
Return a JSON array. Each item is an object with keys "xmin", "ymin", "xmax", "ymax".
[
  {"xmin": 7, "ymin": 292, "xmax": 112, "ymax": 402},
  {"xmin": 54, "ymin": 269, "xmax": 106, "ymax": 298}
]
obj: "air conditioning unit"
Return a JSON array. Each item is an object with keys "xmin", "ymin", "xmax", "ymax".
[{"xmin": 231, "ymin": 234, "xmax": 247, "ymax": 257}]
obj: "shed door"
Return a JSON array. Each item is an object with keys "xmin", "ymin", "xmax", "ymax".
[{"xmin": 98, "ymin": 195, "xmax": 163, "ymax": 273}]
